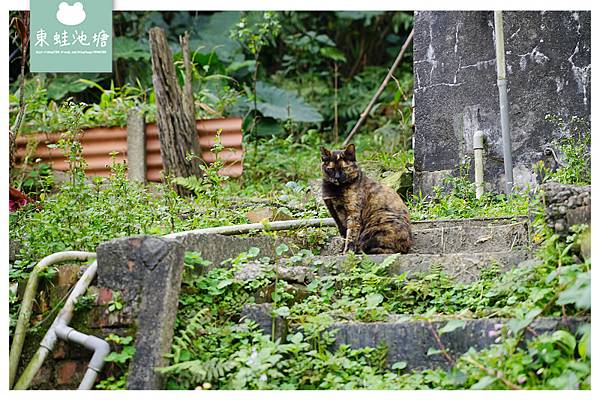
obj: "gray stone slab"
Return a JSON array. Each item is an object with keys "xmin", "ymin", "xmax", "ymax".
[
  {"xmin": 330, "ymin": 317, "xmax": 587, "ymax": 370},
  {"xmin": 413, "ymin": 11, "xmax": 590, "ymax": 194},
  {"xmin": 170, "ymin": 233, "xmax": 290, "ymax": 270},
  {"xmin": 97, "ymin": 235, "xmax": 185, "ymax": 390},
  {"xmin": 322, "ymin": 218, "xmax": 530, "ymax": 255},
  {"xmin": 234, "ymin": 250, "xmax": 531, "ymax": 285},
  {"xmin": 318, "ymin": 251, "xmax": 529, "ymax": 283},
  {"xmin": 240, "ymin": 303, "xmax": 587, "ymax": 370},
  {"xmin": 412, "ymin": 216, "xmax": 527, "ymax": 230}
]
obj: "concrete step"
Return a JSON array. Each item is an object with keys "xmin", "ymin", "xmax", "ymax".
[
  {"xmin": 321, "ymin": 216, "xmax": 530, "ymax": 255},
  {"xmin": 240, "ymin": 303, "xmax": 587, "ymax": 371},
  {"xmin": 170, "ymin": 217, "xmax": 531, "ymax": 269},
  {"xmin": 236, "ymin": 251, "xmax": 533, "ymax": 285}
]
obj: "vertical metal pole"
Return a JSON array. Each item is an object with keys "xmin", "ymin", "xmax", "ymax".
[
  {"xmin": 474, "ymin": 130, "xmax": 485, "ymax": 199},
  {"xmin": 494, "ymin": 11, "xmax": 514, "ymax": 194}
]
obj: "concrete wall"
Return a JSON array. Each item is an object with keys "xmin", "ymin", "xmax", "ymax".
[{"xmin": 413, "ymin": 11, "xmax": 591, "ymax": 194}]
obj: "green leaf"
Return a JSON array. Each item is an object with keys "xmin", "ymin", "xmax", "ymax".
[
  {"xmin": 470, "ymin": 375, "xmax": 496, "ymax": 389},
  {"xmin": 557, "ymin": 271, "xmax": 590, "ymax": 310},
  {"xmin": 289, "ymin": 332, "xmax": 303, "ymax": 345},
  {"xmin": 551, "ymin": 330, "xmax": 576, "ymax": 355},
  {"xmin": 378, "ymin": 253, "xmax": 401, "ymax": 270},
  {"xmin": 319, "ymin": 47, "xmax": 347, "ymax": 62},
  {"xmin": 335, "ymin": 11, "xmax": 385, "ymax": 21},
  {"xmin": 427, "ymin": 347, "xmax": 442, "ymax": 356},
  {"xmin": 217, "ymin": 279, "xmax": 233, "ymax": 289},
  {"xmin": 391, "ymin": 361, "xmax": 407, "ymax": 370},
  {"xmin": 507, "ymin": 307, "xmax": 542, "ymax": 335},
  {"xmin": 577, "ymin": 324, "xmax": 591, "ymax": 359},
  {"xmin": 179, "ymin": 348, "xmax": 191, "ymax": 362},
  {"xmin": 254, "ymin": 118, "xmax": 285, "ymax": 137},
  {"xmin": 113, "ymin": 37, "xmax": 150, "ymax": 61},
  {"xmin": 275, "ymin": 243, "xmax": 289, "ymax": 256},
  {"xmin": 438, "ymin": 320, "xmax": 466, "ymax": 335},
  {"xmin": 365, "ymin": 293, "xmax": 384, "ymax": 308},
  {"xmin": 273, "ymin": 306, "xmax": 290, "ymax": 318},
  {"xmin": 46, "ymin": 74, "xmax": 100, "ymax": 100},
  {"xmin": 255, "ymin": 82, "xmax": 323, "ymax": 123},
  {"xmin": 246, "ymin": 247, "xmax": 260, "ymax": 258},
  {"xmin": 548, "ymin": 371, "xmax": 579, "ymax": 389}
]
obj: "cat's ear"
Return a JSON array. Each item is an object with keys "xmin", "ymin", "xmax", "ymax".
[
  {"xmin": 320, "ymin": 146, "xmax": 331, "ymax": 160},
  {"xmin": 344, "ymin": 144, "xmax": 356, "ymax": 161}
]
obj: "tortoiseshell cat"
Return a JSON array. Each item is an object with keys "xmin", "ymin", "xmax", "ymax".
[{"xmin": 320, "ymin": 144, "xmax": 412, "ymax": 254}]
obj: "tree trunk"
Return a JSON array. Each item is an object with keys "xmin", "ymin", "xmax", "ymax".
[{"xmin": 148, "ymin": 27, "xmax": 201, "ymax": 188}]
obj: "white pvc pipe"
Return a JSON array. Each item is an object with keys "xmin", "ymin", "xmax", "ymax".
[
  {"xmin": 13, "ymin": 260, "xmax": 110, "ymax": 390},
  {"xmin": 54, "ymin": 322, "xmax": 111, "ymax": 390},
  {"xmin": 9, "ymin": 251, "xmax": 96, "ymax": 388},
  {"xmin": 165, "ymin": 217, "xmax": 337, "ymax": 239}
]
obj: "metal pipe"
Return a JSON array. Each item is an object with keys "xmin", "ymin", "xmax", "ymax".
[
  {"xmin": 474, "ymin": 130, "xmax": 485, "ymax": 199},
  {"xmin": 9, "ymin": 251, "xmax": 96, "ymax": 388},
  {"xmin": 13, "ymin": 260, "xmax": 109, "ymax": 390},
  {"xmin": 494, "ymin": 11, "xmax": 514, "ymax": 194}
]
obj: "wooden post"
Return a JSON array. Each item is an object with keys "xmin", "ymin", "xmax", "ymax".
[{"xmin": 148, "ymin": 27, "xmax": 202, "ymax": 188}]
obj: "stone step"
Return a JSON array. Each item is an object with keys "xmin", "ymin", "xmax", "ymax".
[
  {"xmin": 237, "ymin": 251, "xmax": 533, "ymax": 285},
  {"xmin": 176, "ymin": 217, "xmax": 531, "ymax": 269},
  {"xmin": 240, "ymin": 303, "xmax": 587, "ymax": 371},
  {"xmin": 322, "ymin": 251, "xmax": 531, "ymax": 283},
  {"xmin": 321, "ymin": 216, "xmax": 530, "ymax": 255}
]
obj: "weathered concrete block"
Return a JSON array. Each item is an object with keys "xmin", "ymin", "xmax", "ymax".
[
  {"xmin": 240, "ymin": 304, "xmax": 587, "ymax": 371},
  {"xmin": 322, "ymin": 217, "xmax": 530, "ymax": 255},
  {"xmin": 414, "ymin": 11, "xmax": 591, "ymax": 194},
  {"xmin": 329, "ymin": 317, "xmax": 587, "ymax": 370},
  {"xmin": 170, "ymin": 233, "xmax": 289, "ymax": 269},
  {"xmin": 127, "ymin": 108, "xmax": 146, "ymax": 183},
  {"xmin": 241, "ymin": 303, "xmax": 287, "ymax": 339},
  {"xmin": 97, "ymin": 235, "xmax": 185, "ymax": 390},
  {"xmin": 315, "ymin": 251, "xmax": 529, "ymax": 284}
]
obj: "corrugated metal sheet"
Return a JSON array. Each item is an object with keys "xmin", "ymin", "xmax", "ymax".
[{"xmin": 15, "ymin": 118, "xmax": 244, "ymax": 182}]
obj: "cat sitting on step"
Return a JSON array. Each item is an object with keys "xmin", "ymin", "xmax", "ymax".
[{"xmin": 320, "ymin": 144, "xmax": 412, "ymax": 254}]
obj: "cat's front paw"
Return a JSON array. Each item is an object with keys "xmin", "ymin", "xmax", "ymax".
[{"xmin": 343, "ymin": 241, "xmax": 358, "ymax": 254}]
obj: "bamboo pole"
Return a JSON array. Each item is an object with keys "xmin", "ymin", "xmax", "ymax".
[{"xmin": 342, "ymin": 28, "xmax": 414, "ymax": 147}]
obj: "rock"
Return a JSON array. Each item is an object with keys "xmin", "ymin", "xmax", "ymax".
[{"xmin": 542, "ymin": 182, "xmax": 591, "ymax": 236}]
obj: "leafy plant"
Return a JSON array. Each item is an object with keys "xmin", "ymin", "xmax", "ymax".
[
  {"xmin": 542, "ymin": 115, "xmax": 591, "ymax": 185},
  {"xmin": 96, "ymin": 334, "xmax": 136, "ymax": 390},
  {"xmin": 107, "ymin": 291, "xmax": 124, "ymax": 313},
  {"xmin": 254, "ymin": 81, "xmax": 323, "ymax": 123}
]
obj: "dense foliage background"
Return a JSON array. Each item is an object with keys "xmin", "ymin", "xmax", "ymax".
[{"xmin": 10, "ymin": 11, "xmax": 414, "ymax": 142}]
